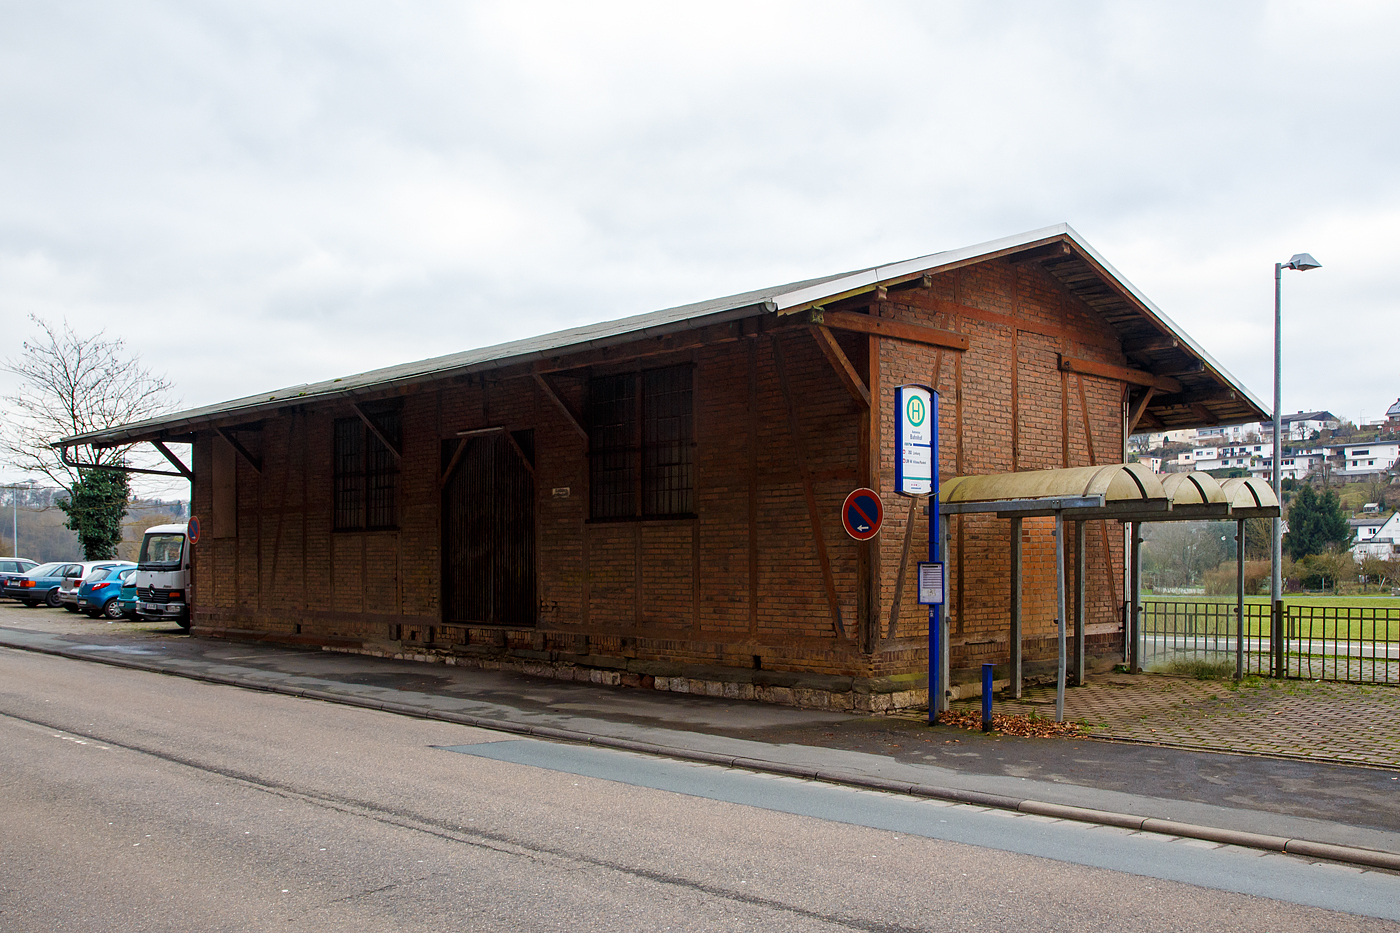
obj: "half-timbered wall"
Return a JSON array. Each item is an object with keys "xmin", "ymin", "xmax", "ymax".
[{"xmin": 190, "ymin": 254, "xmax": 1133, "ymax": 683}]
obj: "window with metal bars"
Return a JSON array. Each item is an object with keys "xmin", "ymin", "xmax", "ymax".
[
  {"xmin": 588, "ymin": 364, "xmax": 693, "ymax": 519},
  {"xmin": 333, "ymin": 405, "xmax": 402, "ymax": 530}
]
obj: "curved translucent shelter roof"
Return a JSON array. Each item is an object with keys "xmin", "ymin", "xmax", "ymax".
[
  {"xmin": 938, "ymin": 466, "xmax": 1278, "ymax": 520},
  {"xmin": 940, "ymin": 463, "xmax": 1166, "ymax": 517},
  {"xmin": 1219, "ymin": 477, "xmax": 1281, "ymax": 517}
]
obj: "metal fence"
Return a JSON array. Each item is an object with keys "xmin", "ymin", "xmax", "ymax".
[{"xmin": 1138, "ymin": 600, "xmax": 1400, "ymax": 685}]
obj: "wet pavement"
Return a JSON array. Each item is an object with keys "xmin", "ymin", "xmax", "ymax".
[{"xmin": 2, "ymin": 602, "xmax": 1399, "ymax": 862}]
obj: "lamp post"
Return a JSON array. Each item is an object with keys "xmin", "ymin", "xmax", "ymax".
[{"xmin": 1271, "ymin": 252, "xmax": 1320, "ymax": 677}]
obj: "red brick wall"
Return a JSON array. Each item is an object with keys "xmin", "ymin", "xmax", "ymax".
[
  {"xmin": 190, "ymin": 254, "xmax": 1132, "ymax": 681},
  {"xmin": 871, "ymin": 259, "xmax": 1127, "ymax": 675}
]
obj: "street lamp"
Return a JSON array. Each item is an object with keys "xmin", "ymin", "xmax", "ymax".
[{"xmin": 1271, "ymin": 252, "xmax": 1321, "ymax": 677}]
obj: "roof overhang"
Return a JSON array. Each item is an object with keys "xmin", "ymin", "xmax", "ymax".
[{"xmin": 56, "ymin": 224, "xmax": 1266, "ymax": 451}]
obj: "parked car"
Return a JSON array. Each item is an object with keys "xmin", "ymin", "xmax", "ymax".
[
  {"xmin": 0, "ymin": 558, "xmax": 40, "ymax": 597},
  {"xmin": 117, "ymin": 568, "xmax": 140, "ymax": 619},
  {"xmin": 58, "ymin": 561, "xmax": 135, "ymax": 613},
  {"xmin": 3, "ymin": 562, "xmax": 81, "ymax": 607},
  {"xmin": 0, "ymin": 558, "xmax": 37, "ymax": 577},
  {"xmin": 78, "ymin": 566, "xmax": 139, "ymax": 620}
]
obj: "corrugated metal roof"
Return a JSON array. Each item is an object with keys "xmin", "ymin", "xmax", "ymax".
[{"xmin": 59, "ymin": 223, "xmax": 1267, "ymax": 448}]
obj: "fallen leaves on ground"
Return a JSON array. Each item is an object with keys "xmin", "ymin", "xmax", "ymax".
[{"xmin": 936, "ymin": 708, "xmax": 1085, "ymax": 738}]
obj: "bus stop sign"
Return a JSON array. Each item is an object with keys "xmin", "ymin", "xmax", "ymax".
[{"xmin": 841, "ymin": 488, "xmax": 883, "ymax": 541}]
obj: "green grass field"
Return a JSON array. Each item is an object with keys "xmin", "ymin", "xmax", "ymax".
[
  {"xmin": 1141, "ymin": 595, "xmax": 1400, "ymax": 640},
  {"xmin": 1144, "ymin": 594, "xmax": 1400, "ymax": 609}
]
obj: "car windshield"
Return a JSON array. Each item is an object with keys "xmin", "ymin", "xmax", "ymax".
[
  {"xmin": 140, "ymin": 533, "xmax": 184, "ymax": 565},
  {"xmin": 87, "ymin": 568, "xmax": 116, "ymax": 583},
  {"xmin": 28, "ymin": 562, "xmax": 63, "ymax": 576}
]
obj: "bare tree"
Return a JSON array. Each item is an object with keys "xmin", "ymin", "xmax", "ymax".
[{"xmin": 2, "ymin": 315, "xmax": 174, "ymax": 492}]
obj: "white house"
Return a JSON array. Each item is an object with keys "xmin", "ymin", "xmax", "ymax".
[
  {"xmin": 1353, "ymin": 511, "xmax": 1400, "ymax": 562},
  {"xmin": 1250, "ymin": 451, "xmax": 1326, "ymax": 482},
  {"xmin": 1130, "ymin": 428, "xmax": 1197, "ymax": 450},
  {"xmin": 1351, "ymin": 515, "xmax": 1387, "ymax": 544},
  {"xmin": 1264, "ymin": 411, "xmax": 1340, "ymax": 441},
  {"xmin": 1332, "ymin": 441, "xmax": 1400, "ymax": 479},
  {"xmin": 1197, "ymin": 422, "xmax": 1263, "ymax": 444}
]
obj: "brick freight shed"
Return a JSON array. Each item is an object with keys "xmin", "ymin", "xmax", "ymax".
[{"xmin": 61, "ymin": 225, "xmax": 1268, "ymax": 710}]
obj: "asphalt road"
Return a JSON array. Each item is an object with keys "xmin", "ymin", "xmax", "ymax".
[{"xmin": 3, "ymin": 648, "xmax": 1398, "ymax": 932}]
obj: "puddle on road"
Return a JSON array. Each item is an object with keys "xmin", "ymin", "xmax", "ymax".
[{"xmin": 70, "ymin": 644, "xmax": 167, "ymax": 655}]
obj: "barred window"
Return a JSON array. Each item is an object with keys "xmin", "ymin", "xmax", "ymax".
[
  {"xmin": 333, "ymin": 405, "xmax": 401, "ymax": 530},
  {"xmin": 589, "ymin": 364, "xmax": 693, "ymax": 519}
]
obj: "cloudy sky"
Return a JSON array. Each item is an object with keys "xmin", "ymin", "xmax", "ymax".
[{"xmin": 2, "ymin": 1, "xmax": 1397, "ymax": 495}]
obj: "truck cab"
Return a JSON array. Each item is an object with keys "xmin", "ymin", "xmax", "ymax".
[{"xmin": 135, "ymin": 523, "xmax": 191, "ymax": 629}]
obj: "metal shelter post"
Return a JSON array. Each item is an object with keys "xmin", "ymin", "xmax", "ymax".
[
  {"xmin": 1235, "ymin": 518, "xmax": 1245, "ymax": 681},
  {"xmin": 1074, "ymin": 519, "xmax": 1086, "ymax": 687},
  {"xmin": 1129, "ymin": 521, "xmax": 1143, "ymax": 674},
  {"xmin": 938, "ymin": 512, "xmax": 950, "ymax": 715},
  {"xmin": 1054, "ymin": 510, "xmax": 1066, "ymax": 723},
  {"xmin": 1009, "ymin": 515, "xmax": 1023, "ymax": 699}
]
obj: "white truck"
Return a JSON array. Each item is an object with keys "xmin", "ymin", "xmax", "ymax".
[{"xmin": 135, "ymin": 522, "xmax": 191, "ymax": 629}]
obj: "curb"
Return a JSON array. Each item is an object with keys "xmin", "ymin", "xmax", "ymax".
[{"xmin": 9, "ymin": 637, "xmax": 1400, "ymax": 874}]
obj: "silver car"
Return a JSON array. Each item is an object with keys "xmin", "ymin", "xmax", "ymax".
[{"xmin": 58, "ymin": 561, "xmax": 135, "ymax": 613}]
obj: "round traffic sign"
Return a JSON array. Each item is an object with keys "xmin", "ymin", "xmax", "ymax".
[
  {"xmin": 188, "ymin": 515, "xmax": 201, "ymax": 545},
  {"xmin": 841, "ymin": 488, "xmax": 883, "ymax": 541}
]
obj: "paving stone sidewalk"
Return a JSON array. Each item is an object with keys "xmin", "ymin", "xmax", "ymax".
[
  {"xmin": 8, "ymin": 604, "xmax": 1400, "ymax": 770},
  {"xmin": 954, "ymin": 673, "xmax": 1400, "ymax": 769}
]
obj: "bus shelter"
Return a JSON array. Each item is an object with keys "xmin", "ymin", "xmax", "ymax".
[{"xmin": 934, "ymin": 465, "xmax": 1278, "ymax": 721}]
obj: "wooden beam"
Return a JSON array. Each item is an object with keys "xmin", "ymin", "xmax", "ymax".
[
  {"xmin": 1058, "ymin": 354, "xmax": 1181, "ymax": 393},
  {"xmin": 532, "ymin": 373, "xmax": 589, "ymax": 442},
  {"xmin": 1007, "ymin": 241, "xmax": 1074, "ymax": 264},
  {"xmin": 771, "ymin": 335, "xmax": 847, "ymax": 640},
  {"xmin": 214, "ymin": 427, "xmax": 262, "ymax": 474},
  {"xmin": 351, "ymin": 403, "xmax": 401, "ymax": 461},
  {"xmin": 151, "ymin": 440, "xmax": 193, "ymax": 480},
  {"xmin": 1137, "ymin": 409, "xmax": 1165, "ymax": 430},
  {"xmin": 1152, "ymin": 387, "xmax": 1237, "ymax": 407},
  {"xmin": 439, "ymin": 438, "xmax": 467, "ymax": 490},
  {"xmin": 809, "ymin": 325, "xmax": 870, "ymax": 406},
  {"xmin": 1159, "ymin": 360, "xmax": 1206, "ymax": 377},
  {"xmin": 1127, "ymin": 388, "xmax": 1157, "ymax": 433},
  {"xmin": 811, "ymin": 309, "xmax": 969, "ymax": 352},
  {"xmin": 886, "ymin": 498, "xmax": 918, "ymax": 638},
  {"xmin": 1122, "ymin": 335, "xmax": 1180, "ymax": 354},
  {"xmin": 1191, "ymin": 403, "xmax": 1219, "ymax": 426}
]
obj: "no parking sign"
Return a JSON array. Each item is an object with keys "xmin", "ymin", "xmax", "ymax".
[{"xmin": 841, "ymin": 488, "xmax": 883, "ymax": 541}]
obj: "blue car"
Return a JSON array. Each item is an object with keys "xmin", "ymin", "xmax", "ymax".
[
  {"xmin": 77, "ymin": 565, "xmax": 138, "ymax": 619},
  {"xmin": 117, "ymin": 568, "xmax": 139, "ymax": 620},
  {"xmin": 3, "ymin": 561, "xmax": 82, "ymax": 607}
]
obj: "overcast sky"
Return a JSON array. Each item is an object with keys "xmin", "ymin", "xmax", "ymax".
[{"xmin": 3, "ymin": 1, "xmax": 1397, "ymax": 496}]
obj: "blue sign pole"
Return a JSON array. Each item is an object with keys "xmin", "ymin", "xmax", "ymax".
[{"xmin": 928, "ymin": 390, "xmax": 941, "ymax": 725}]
